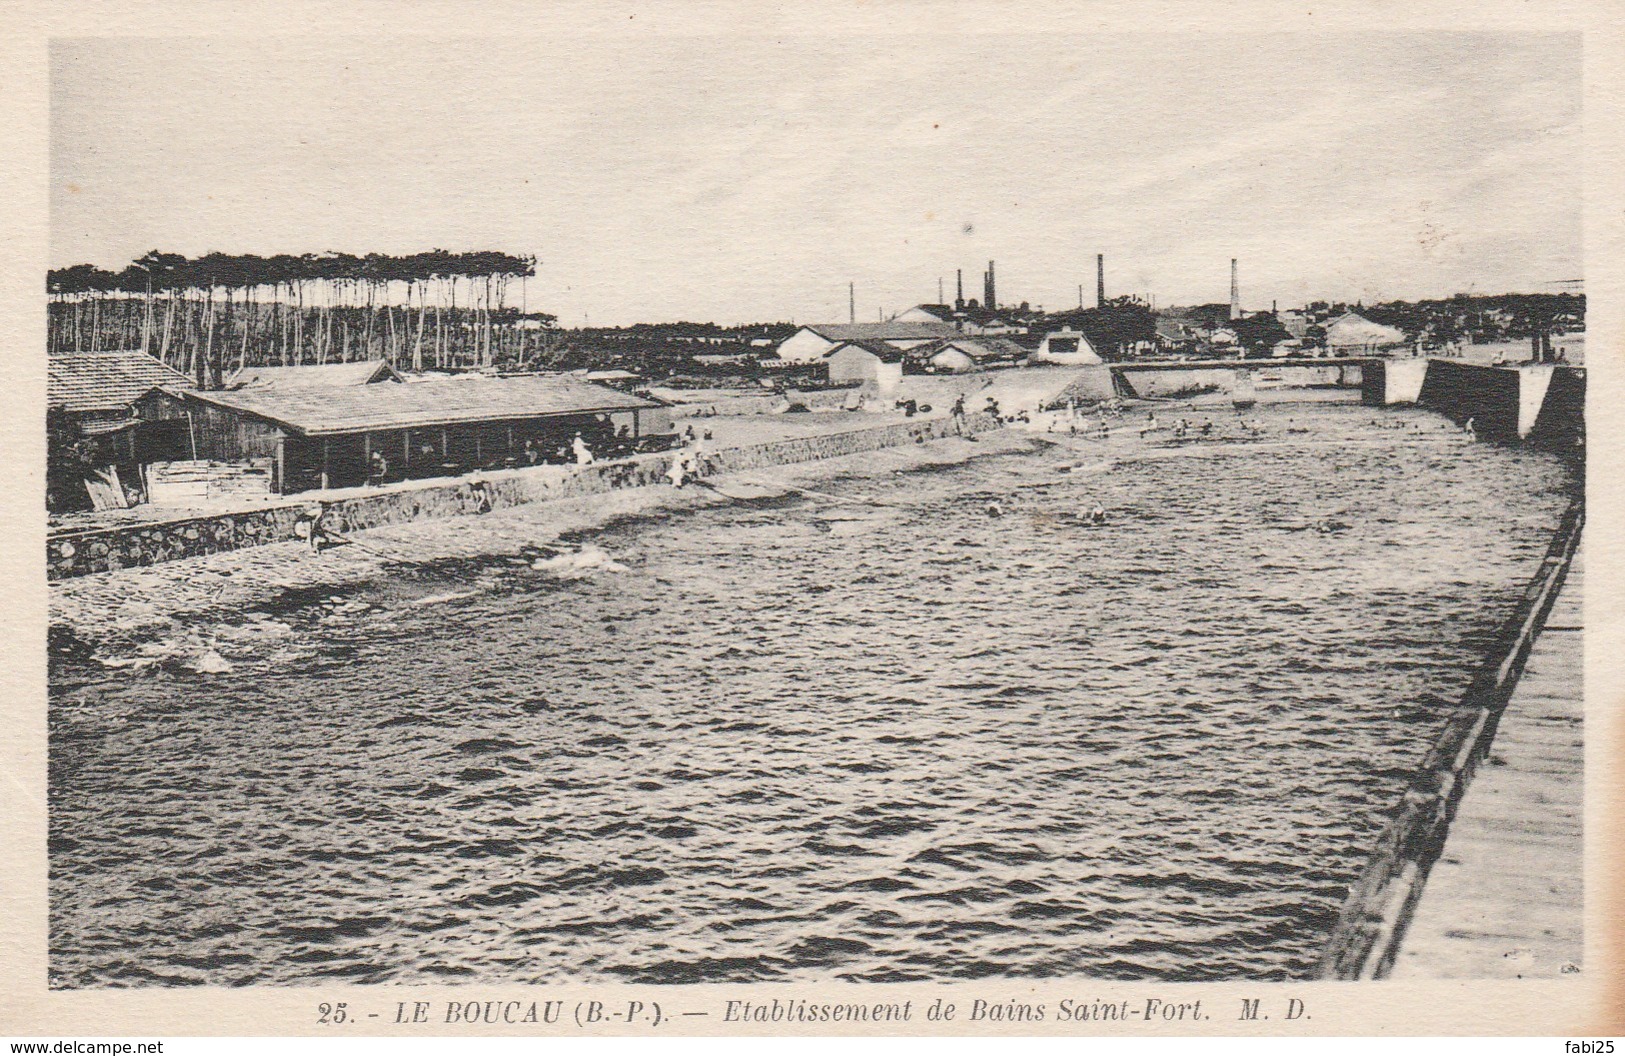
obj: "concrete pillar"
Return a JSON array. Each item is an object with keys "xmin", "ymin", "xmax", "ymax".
[
  {"xmin": 1517, "ymin": 365, "xmax": 1556, "ymax": 439},
  {"xmin": 1384, "ymin": 359, "xmax": 1429, "ymax": 404}
]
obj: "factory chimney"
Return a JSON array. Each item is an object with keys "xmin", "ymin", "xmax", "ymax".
[
  {"xmin": 1096, "ymin": 254, "xmax": 1106, "ymax": 309},
  {"xmin": 849, "ymin": 282, "xmax": 855, "ymax": 324},
  {"xmin": 984, "ymin": 260, "xmax": 996, "ymax": 310},
  {"xmin": 955, "ymin": 269, "xmax": 964, "ymax": 309},
  {"xmin": 1229, "ymin": 259, "xmax": 1239, "ymax": 321}
]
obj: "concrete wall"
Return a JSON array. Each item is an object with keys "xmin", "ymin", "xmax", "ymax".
[
  {"xmin": 1363, "ymin": 359, "xmax": 1585, "ymax": 448},
  {"xmin": 1416, "ymin": 360, "xmax": 1524, "ymax": 441},
  {"xmin": 48, "ymin": 412, "xmax": 1001, "ymax": 580},
  {"xmin": 1360, "ymin": 359, "xmax": 1428, "ymax": 405},
  {"xmin": 1530, "ymin": 367, "xmax": 1586, "ymax": 452},
  {"xmin": 1118, "ymin": 363, "xmax": 1361, "ymax": 399}
]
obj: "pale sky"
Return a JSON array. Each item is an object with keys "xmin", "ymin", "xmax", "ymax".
[{"xmin": 50, "ymin": 33, "xmax": 1580, "ymax": 326}]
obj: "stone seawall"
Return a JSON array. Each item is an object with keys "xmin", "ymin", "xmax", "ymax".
[{"xmin": 47, "ymin": 413, "xmax": 1000, "ymax": 580}]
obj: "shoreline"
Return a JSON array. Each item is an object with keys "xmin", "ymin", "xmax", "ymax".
[{"xmin": 49, "ymin": 428, "xmax": 1041, "ymax": 658}]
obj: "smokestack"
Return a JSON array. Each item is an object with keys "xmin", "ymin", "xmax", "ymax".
[
  {"xmin": 849, "ymin": 282, "xmax": 855, "ymax": 324},
  {"xmin": 1078, "ymin": 284, "xmax": 1084, "ymax": 310},
  {"xmin": 1096, "ymin": 254, "xmax": 1105, "ymax": 308},
  {"xmin": 1229, "ymin": 259, "xmax": 1239, "ymax": 321},
  {"xmin": 955, "ymin": 269, "xmax": 964, "ymax": 309},
  {"xmin": 938, "ymin": 277, "xmax": 944, "ymax": 305},
  {"xmin": 984, "ymin": 260, "xmax": 996, "ymax": 310}
]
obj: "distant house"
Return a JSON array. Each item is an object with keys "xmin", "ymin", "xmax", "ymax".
[
  {"xmin": 824, "ymin": 339, "xmax": 905, "ymax": 391},
  {"xmin": 178, "ymin": 375, "xmax": 671, "ymax": 493},
  {"xmin": 1324, "ymin": 311, "xmax": 1407, "ymax": 352},
  {"xmin": 1030, "ymin": 329, "xmax": 1102, "ymax": 365},
  {"xmin": 776, "ymin": 321, "xmax": 959, "ymax": 364},
  {"xmin": 227, "ymin": 359, "xmax": 403, "ymax": 390},
  {"xmin": 1154, "ymin": 316, "xmax": 1204, "ymax": 353},
  {"xmin": 1278, "ymin": 310, "xmax": 1310, "ymax": 339},
  {"xmin": 923, "ymin": 336, "xmax": 1027, "ymax": 373}
]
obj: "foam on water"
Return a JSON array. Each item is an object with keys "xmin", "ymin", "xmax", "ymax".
[{"xmin": 48, "ymin": 404, "xmax": 1576, "ymax": 986}]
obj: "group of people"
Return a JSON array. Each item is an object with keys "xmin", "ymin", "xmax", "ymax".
[{"xmin": 666, "ymin": 433, "xmax": 709, "ymax": 489}]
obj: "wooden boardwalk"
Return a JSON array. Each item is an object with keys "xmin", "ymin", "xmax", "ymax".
[{"xmin": 1391, "ymin": 539, "xmax": 1584, "ymax": 978}]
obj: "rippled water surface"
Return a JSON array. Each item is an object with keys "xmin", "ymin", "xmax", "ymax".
[{"xmin": 49, "ymin": 404, "xmax": 1576, "ymax": 986}]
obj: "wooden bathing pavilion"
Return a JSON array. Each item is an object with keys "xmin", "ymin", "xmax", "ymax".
[{"xmin": 177, "ymin": 374, "xmax": 673, "ymax": 494}]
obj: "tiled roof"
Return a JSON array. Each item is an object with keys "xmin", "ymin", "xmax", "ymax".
[
  {"xmin": 228, "ymin": 360, "xmax": 401, "ymax": 390},
  {"xmin": 824, "ymin": 339, "xmax": 907, "ymax": 363},
  {"xmin": 47, "ymin": 351, "xmax": 195, "ymax": 414},
  {"xmin": 185, "ymin": 374, "xmax": 659, "ymax": 437},
  {"xmin": 937, "ymin": 336, "xmax": 1027, "ymax": 360}
]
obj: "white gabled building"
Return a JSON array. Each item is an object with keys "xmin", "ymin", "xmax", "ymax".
[
  {"xmin": 1030, "ymin": 329, "xmax": 1102, "ymax": 365},
  {"xmin": 824, "ymin": 339, "xmax": 905, "ymax": 392},
  {"xmin": 923, "ymin": 336, "xmax": 1028, "ymax": 373},
  {"xmin": 893, "ymin": 304, "xmax": 954, "ymax": 324},
  {"xmin": 1324, "ymin": 311, "xmax": 1407, "ymax": 352},
  {"xmin": 776, "ymin": 321, "xmax": 960, "ymax": 364}
]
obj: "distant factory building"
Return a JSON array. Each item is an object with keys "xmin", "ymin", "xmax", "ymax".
[
  {"xmin": 824, "ymin": 339, "xmax": 905, "ymax": 391},
  {"xmin": 776, "ymin": 321, "xmax": 959, "ymax": 364},
  {"xmin": 227, "ymin": 359, "xmax": 404, "ymax": 391},
  {"xmin": 1324, "ymin": 310, "xmax": 1407, "ymax": 352},
  {"xmin": 178, "ymin": 374, "xmax": 671, "ymax": 494},
  {"xmin": 895, "ymin": 303, "xmax": 1028, "ymax": 335}
]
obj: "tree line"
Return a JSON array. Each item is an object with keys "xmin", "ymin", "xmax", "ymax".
[{"xmin": 47, "ymin": 250, "xmax": 551, "ymax": 387}]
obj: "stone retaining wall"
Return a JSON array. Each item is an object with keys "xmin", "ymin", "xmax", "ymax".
[
  {"xmin": 47, "ymin": 412, "xmax": 1000, "ymax": 580},
  {"xmin": 1313, "ymin": 497, "xmax": 1586, "ymax": 979}
]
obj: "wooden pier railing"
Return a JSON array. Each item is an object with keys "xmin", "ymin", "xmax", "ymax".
[{"xmin": 1314, "ymin": 496, "xmax": 1586, "ymax": 979}]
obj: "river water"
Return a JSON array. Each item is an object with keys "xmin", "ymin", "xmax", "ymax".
[{"xmin": 48, "ymin": 403, "xmax": 1577, "ymax": 986}]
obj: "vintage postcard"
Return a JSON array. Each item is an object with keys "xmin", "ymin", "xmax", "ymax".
[{"xmin": 2, "ymin": 0, "xmax": 1621, "ymax": 1041}]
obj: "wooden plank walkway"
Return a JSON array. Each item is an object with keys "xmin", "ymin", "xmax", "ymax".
[{"xmin": 1391, "ymin": 538, "xmax": 1584, "ymax": 978}]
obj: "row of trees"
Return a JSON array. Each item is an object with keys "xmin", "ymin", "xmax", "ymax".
[{"xmin": 48, "ymin": 250, "xmax": 550, "ymax": 387}]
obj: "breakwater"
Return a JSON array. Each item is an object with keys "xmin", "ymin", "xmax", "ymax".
[
  {"xmin": 1313, "ymin": 496, "xmax": 1586, "ymax": 979},
  {"xmin": 47, "ymin": 412, "xmax": 999, "ymax": 580},
  {"xmin": 1362, "ymin": 358, "xmax": 1585, "ymax": 449}
]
